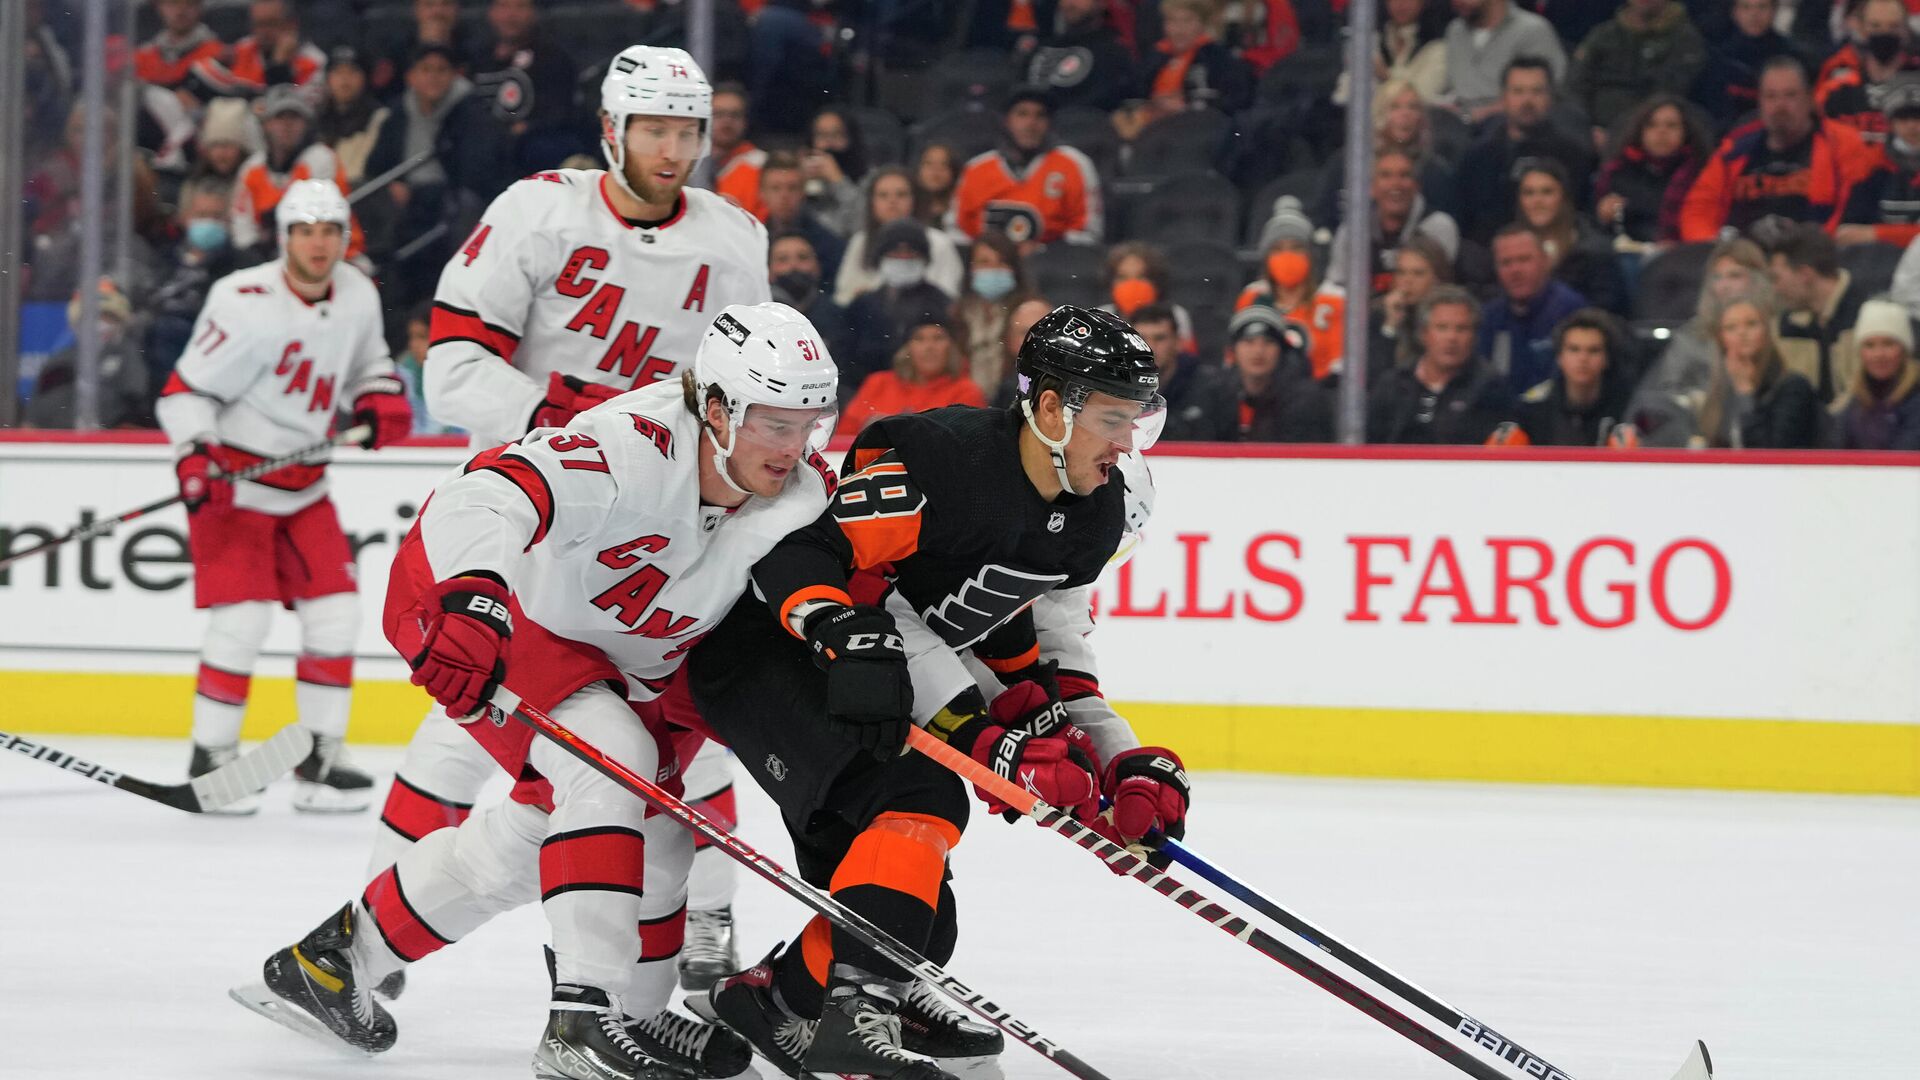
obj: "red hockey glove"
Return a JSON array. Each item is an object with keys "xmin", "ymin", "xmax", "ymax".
[
  {"xmin": 351, "ymin": 378, "xmax": 413, "ymax": 448},
  {"xmin": 176, "ymin": 441, "xmax": 232, "ymax": 512},
  {"xmin": 407, "ymin": 575, "xmax": 513, "ymax": 719},
  {"xmin": 530, "ymin": 372, "xmax": 622, "ymax": 430},
  {"xmin": 1102, "ymin": 746, "xmax": 1190, "ymax": 847},
  {"xmin": 949, "ymin": 681, "xmax": 1100, "ymax": 822}
]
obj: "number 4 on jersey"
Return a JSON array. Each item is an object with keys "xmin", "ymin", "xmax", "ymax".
[{"xmin": 459, "ymin": 223, "xmax": 491, "ymax": 267}]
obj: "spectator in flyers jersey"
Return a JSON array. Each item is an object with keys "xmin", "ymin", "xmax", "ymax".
[
  {"xmin": 951, "ymin": 86, "xmax": 1104, "ymax": 247},
  {"xmin": 1839, "ymin": 79, "xmax": 1920, "ymax": 246},
  {"xmin": 190, "ymin": 0, "xmax": 328, "ymax": 102}
]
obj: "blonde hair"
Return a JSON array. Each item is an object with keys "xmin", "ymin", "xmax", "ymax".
[
  {"xmin": 1691, "ymin": 237, "xmax": 1773, "ymax": 331},
  {"xmin": 1697, "ymin": 299, "xmax": 1787, "ymax": 447},
  {"xmin": 1372, "ymin": 78, "xmax": 1431, "ymax": 159},
  {"xmin": 893, "ymin": 322, "xmax": 966, "ymax": 383}
]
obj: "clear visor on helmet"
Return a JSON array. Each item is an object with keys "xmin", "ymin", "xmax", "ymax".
[
  {"xmin": 732, "ymin": 402, "xmax": 838, "ymax": 457},
  {"xmin": 620, "ymin": 115, "xmax": 705, "ymax": 163},
  {"xmin": 1071, "ymin": 392, "xmax": 1167, "ymax": 453}
]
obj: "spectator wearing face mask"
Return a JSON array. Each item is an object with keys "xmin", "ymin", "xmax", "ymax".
[
  {"xmin": 841, "ymin": 220, "xmax": 956, "ymax": 396},
  {"xmin": 1237, "ymin": 196, "xmax": 1346, "ymax": 380},
  {"xmin": 760, "ymin": 152, "xmax": 846, "ymax": 286},
  {"xmin": 1817, "ymin": 0, "xmax": 1920, "ymax": 141},
  {"xmin": 1839, "ymin": 79, "xmax": 1920, "ymax": 245},
  {"xmin": 768, "ymin": 229, "xmax": 854, "ymax": 377},
  {"xmin": 145, "ymin": 177, "xmax": 239, "ymax": 387},
  {"xmin": 952, "ymin": 231, "xmax": 1036, "ymax": 397},
  {"xmin": 1097, "ymin": 241, "xmax": 1198, "ymax": 353},
  {"xmin": 836, "ymin": 166, "xmax": 963, "ymax": 305}
]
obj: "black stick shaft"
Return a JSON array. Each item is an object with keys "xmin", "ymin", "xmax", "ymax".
[{"xmin": 502, "ymin": 694, "xmax": 1113, "ymax": 1080}]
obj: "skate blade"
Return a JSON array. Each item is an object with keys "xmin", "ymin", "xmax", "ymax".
[
  {"xmin": 228, "ymin": 981, "xmax": 377, "ymax": 1058},
  {"xmin": 292, "ymin": 782, "xmax": 373, "ymax": 814}
]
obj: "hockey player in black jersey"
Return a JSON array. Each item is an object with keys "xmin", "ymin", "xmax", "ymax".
[{"xmin": 681, "ymin": 306, "xmax": 1181, "ymax": 1079}]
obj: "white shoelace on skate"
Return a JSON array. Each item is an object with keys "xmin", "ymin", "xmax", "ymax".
[
  {"xmin": 635, "ymin": 1010, "xmax": 713, "ymax": 1060},
  {"xmin": 850, "ymin": 1007, "xmax": 916, "ymax": 1062},
  {"xmin": 682, "ymin": 910, "xmax": 732, "ymax": 967},
  {"xmin": 903, "ymin": 981, "xmax": 984, "ymax": 1030},
  {"xmin": 774, "ymin": 1016, "xmax": 817, "ymax": 1060},
  {"xmin": 598, "ymin": 1011, "xmax": 648, "ymax": 1059}
]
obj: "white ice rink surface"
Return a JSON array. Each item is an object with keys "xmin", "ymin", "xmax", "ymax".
[{"xmin": 2, "ymin": 736, "xmax": 1915, "ymax": 1080}]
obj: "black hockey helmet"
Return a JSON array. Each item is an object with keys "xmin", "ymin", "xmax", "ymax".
[
  {"xmin": 1014, "ymin": 305, "xmax": 1163, "ymax": 412},
  {"xmin": 1014, "ymin": 305, "xmax": 1166, "ymax": 495}
]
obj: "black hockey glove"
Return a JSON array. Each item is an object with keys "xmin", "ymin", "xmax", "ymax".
[{"xmin": 804, "ymin": 604, "xmax": 914, "ymax": 760}]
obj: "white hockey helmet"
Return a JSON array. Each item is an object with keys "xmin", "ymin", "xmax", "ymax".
[
  {"xmin": 600, "ymin": 45, "xmax": 712, "ymax": 198},
  {"xmin": 276, "ymin": 178, "xmax": 350, "ymax": 254},
  {"xmin": 693, "ymin": 302, "xmax": 839, "ymax": 494},
  {"xmin": 1107, "ymin": 450, "xmax": 1157, "ymax": 568}
]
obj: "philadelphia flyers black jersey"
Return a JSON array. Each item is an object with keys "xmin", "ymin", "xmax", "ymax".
[{"xmin": 753, "ymin": 404, "xmax": 1127, "ymax": 666}]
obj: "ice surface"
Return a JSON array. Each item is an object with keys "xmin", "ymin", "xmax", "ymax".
[{"xmin": 2, "ymin": 737, "xmax": 1913, "ymax": 1079}]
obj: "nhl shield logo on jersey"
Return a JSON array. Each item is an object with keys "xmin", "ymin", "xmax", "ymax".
[{"xmin": 1047, "ymin": 510, "xmax": 1066, "ymax": 533}]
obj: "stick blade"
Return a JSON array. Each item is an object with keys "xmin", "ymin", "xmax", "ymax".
[
  {"xmin": 1668, "ymin": 1040, "xmax": 1713, "ymax": 1080},
  {"xmin": 188, "ymin": 725, "xmax": 315, "ymax": 811}
]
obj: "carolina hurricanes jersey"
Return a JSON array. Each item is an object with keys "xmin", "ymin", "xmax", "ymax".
[
  {"xmin": 425, "ymin": 170, "xmax": 772, "ymax": 445},
  {"xmin": 415, "ymin": 381, "xmax": 835, "ymax": 700},
  {"xmin": 156, "ymin": 260, "xmax": 393, "ymax": 516}
]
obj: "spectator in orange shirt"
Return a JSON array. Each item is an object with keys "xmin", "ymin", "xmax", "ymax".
[
  {"xmin": 1237, "ymin": 196, "xmax": 1346, "ymax": 379},
  {"xmin": 710, "ymin": 83, "xmax": 765, "ymax": 218},
  {"xmin": 1839, "ymin": 79, "xmax": 1920, "ymax": 246},
  {"xmin": 837, "ymin": 312, "xmax": 988, "ymax": 435},
  {"xmin": 230, "ymin": 85, "xmax": 362, "ymax": 260},
  {"xmin": 1816, "ymin": 0, "xmax": 1920, "ymax": 142},
  {"xmin": 951, "ymin": 86, "xmax": 1104, "ymax": 247},
  {"xmin": 135, "ymin": 0, "xmax": 228, "ymax": 170},
  {"xmin": 192, "ymin": 0, "xmax": 328, "ymax": 102},
  {"xmin": 1138, "ymin": 0, "xmax": 1254, "ymax": 118}
]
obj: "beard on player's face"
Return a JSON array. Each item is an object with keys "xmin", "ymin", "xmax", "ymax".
[{"xmin": 622, "ymin": 149, "xmax": 692, "ymax": 205}]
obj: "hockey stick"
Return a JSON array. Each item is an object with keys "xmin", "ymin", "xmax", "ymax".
[
  {"xmin": 493, "ymin": 689, "xmax": 1114, "ymax": 1080},
  {"xmin": 905, "ymin": 727, "xmax": 1713, "ymax": 1080},
  {"xmin": 0, "ymin": 424, "xmax": 372, "ymax": 572},
  {"xmin": 0, "ymin": 725, "xmax": 315, "ymax": 813}
]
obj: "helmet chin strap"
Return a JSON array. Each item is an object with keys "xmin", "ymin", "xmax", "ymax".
[
  {"xmin": 1021, "ymin": 399, "xmax": 1081, "ymax": 496},
  {"xmin": 704, "ymin": 425, "xmax": 754, "ymax": 498}
]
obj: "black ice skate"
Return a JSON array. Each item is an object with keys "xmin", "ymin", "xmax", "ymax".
[
  {"xmin": 627, "ymin": 1007, "xmax": 752, "ymax": 1078},
  {"xmin": 690, "ymin": 949, "xmax": 814, "ymax": 1078},
  {"xmin": 292, "ymin": 734, "xmax": 374, "ymax": 813},
  {"xmin": 533, "ymin": 984, "xmax": 692, "ymax": 1080},
  {"xmin": 229, "ymin": 904, "xmax": 397, "ymax": 1055},
  {"xmin": 897, "ymin": 980, "xmax": 1003, "ymax": 1060},
  {"xmin": 802, "ymin": 966, "xmax": 957, "ymax": 1080},
  {"xmin": 678, "ymin": 906, "xmax": 739, "ymax": 992},
  {"xmin": 189, "ymin": 741, "xmax": 263, "ymax": 815}
]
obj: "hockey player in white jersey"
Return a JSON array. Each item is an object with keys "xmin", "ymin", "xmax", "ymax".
[
  {"xmin": 369, "ymin": 44, "xmax": 769, "ymax": 987},
  {"xmin": 155, "ymin": 179, "xmax": 413, "ymax": 814},
  {"xmin": 234, "ymin": 303, "xmax": 838, "ymax": 1080}
]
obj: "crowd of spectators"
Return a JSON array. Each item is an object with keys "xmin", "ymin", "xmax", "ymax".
[{"xmin": 17, "ymin": 0, "xmax": 1920, "ymax": 452}]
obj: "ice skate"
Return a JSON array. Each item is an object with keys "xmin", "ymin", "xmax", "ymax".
[
  {"xmin": 292, "ymin": 734, "xmax": 375, "ymax": 813},
  {"xmin": 678, "ymin": 906, "xmax": 739, "ymax": 992},
  {"xmin": 801, "ymin": 966, "xmax": 956, "ymax": 1080},
  {"xmin": 691, "ymin": 949, "xmax": 814, "ymax": 1078},
  {"xmin": 229, "ymin": 904, "xmax": 396, "ymax": 1055},
  {"xmin": 627, "ymin": 1007, "xmax": 751, "ymax": 1078},
  {"xmin": 532, "ymin": 984, "xmax": 693, "ymax": 1080},
  {"xmin": 897, "ymin": 980, "xmax": 1002, "ymax": 1061},
  {"xmin": 189, "ymin": 741, "xmax": 262, "ymax": 815}
]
